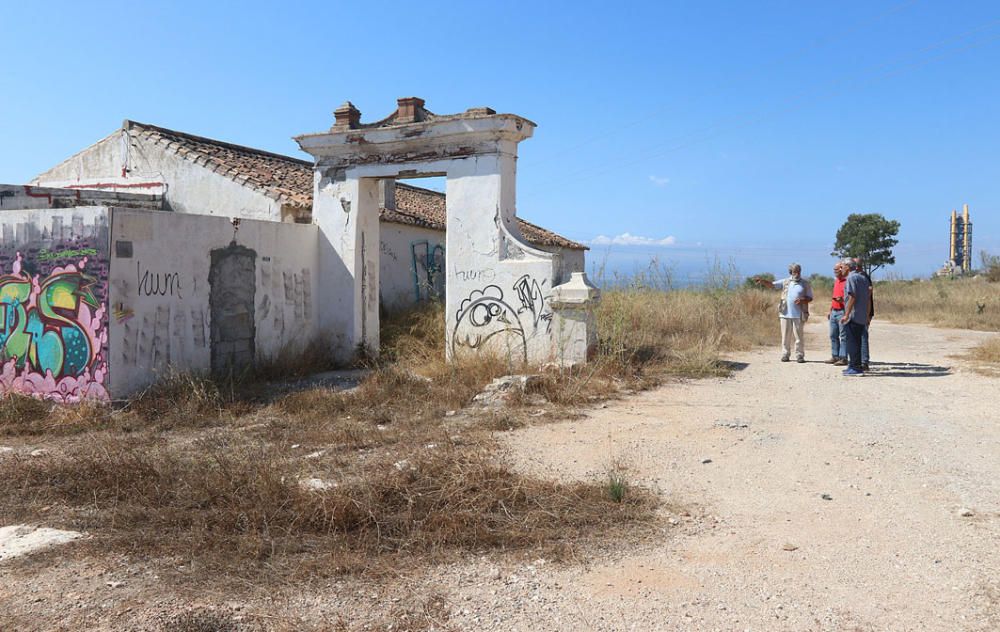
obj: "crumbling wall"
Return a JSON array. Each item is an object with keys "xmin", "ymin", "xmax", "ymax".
[
  {"xmin": 108, "ymin": 210, "xmax": 319, "ymax": 396},
  {"xmin": 0, "ymin": 207, "xmax": 111, "ymax": 402}
]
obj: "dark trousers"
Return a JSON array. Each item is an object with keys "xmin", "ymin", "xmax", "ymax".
[{"xmin": 845, "ymin": 321, "xmax": 865, "ymax": 371}]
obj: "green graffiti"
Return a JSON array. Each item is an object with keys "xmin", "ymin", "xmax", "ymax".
[
  {"xmin": 37, "ymin": 248, "xmax": 99, "ymax": 261},
  {"xmin": 0, "ymin": 270, "xmax": 100, "ymax": 378}
]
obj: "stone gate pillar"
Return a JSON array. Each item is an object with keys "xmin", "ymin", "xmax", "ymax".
[{"xmin": 296, "ymin": 97, "xmax": 599, "ymax": 366}]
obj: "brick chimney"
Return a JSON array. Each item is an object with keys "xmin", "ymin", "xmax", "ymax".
[
  {"xmin": 396, "ymin": 97, "xmax": 426, "ymax": 124},
  {"xmin": 332, "ymin": 101, "xmax": 361, "ymax": 131}
]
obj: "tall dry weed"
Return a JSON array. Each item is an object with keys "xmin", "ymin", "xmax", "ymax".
[
  {"xmin": 875, "ymin": 277, "xmax": 1000, "ymax": 330},
  {"xmin": 596, "ymin": 286, "xmax": 775, "ymax": 376}
]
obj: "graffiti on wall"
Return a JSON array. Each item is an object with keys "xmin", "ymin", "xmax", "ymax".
[
  {"xmin": 411, "ymin": 240, "xmax": 445, "ymax": 302},
  {"xmin": 137, "ymin": 262, "xmax": 183, "ymax": 298},
  {"xmin": 0, "ymin": 243, "xmax": 109, "ymax": 402},
  {"xmin": 452, "ymin": 274, "xmax": 552, "ymax": 363}
]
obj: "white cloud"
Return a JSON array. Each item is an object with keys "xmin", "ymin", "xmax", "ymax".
[
  {"xmin": 590, "ymin": 233, "xmax": 677, "ymax": 247},
  {"xmin": 648, "ymin": 175, "xmax": 671, "ymax": 187}
]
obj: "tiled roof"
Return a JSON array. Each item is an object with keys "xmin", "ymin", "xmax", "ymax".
[
  {"xmin": 127, "ymin": 121, "xmax": 314, "ymax": 208},
  {"xmin": 126, "ymin": 121, "xmax": 585, "ymax": 250}
]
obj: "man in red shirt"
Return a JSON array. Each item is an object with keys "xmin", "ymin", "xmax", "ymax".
[{"xmin": 825, "ymin": 261, "xmax": 849, "ymax": 365}]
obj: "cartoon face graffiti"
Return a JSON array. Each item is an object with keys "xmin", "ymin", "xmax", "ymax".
[{"xmin": 452, "ymin": 275, "xmax": 553, "ymax": 363}]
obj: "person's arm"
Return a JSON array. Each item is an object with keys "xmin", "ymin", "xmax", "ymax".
[
  {"xmin": 867, "ymin": 285, "xmax": 874, "ymax": 325},
  {"xmin": 841, "ymin": 293, "xmax": 856, "ymax": 324}
]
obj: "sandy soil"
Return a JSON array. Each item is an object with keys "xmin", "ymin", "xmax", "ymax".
[
  {"xmin": 1, "ymin": 320, "xmax": 997, "ymax": 631},
  {"xmin": 479, "ymin": 319, "xmax": 1000, "ymax": 631}
]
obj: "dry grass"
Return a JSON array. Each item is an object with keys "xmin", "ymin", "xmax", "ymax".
[
  {"xmin": 966, "ymin": 336, "xmax": 1000, "ymax": 377},
  {"xmin": 875, "ymin": 277, "xmax": 1000, "ymax": 330},
  {"xmin": 0, "ymin": 394, "xmax": 114, "ymax": 436},
  {"xmin": 596, "ymin": 286, "xmax": 777, "ymax": 374},
  {"xmin": 969, "ymin": 337, "xmax": 1000, "ymax": 363},
  {"xmin": 0, "ymin": 433, "xmax": 657, "ymax": 581},
  {"xmin": 0, "ymin": 283, "xmax": 778, "ymax": 591}
]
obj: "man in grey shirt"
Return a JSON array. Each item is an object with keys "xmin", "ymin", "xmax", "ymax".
[{"xmin": 840, "ymin": 259, "xmax": 871, "ymax": 375}]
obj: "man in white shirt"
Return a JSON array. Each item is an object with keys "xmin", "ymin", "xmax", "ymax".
[{"xmin": 759, "ymin": 263, "xmax": 814, "ymax": 363}]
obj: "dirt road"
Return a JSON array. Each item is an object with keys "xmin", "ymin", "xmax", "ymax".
[{"xmin": 471, "ymin": 320, "xmax": 1000, "ymax": 631}]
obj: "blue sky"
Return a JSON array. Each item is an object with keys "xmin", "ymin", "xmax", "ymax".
[{"xmin": 2, "ymin": 0, "xmax": 998, "ymax": 280}]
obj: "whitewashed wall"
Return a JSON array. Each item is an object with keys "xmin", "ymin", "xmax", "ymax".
[
  {"xmin": 34, "ymin": 132, "xmax": 284, "ymax": 222},
  {"xmin": 541, "ymin": 245, "xmax": 585, "ymax": 286},
  {"xmin": 107, "ymin": 209, "xmax": 319, "ymax": 395}
]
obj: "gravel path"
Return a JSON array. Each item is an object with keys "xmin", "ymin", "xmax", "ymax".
[{"xmin": 473, "ymin": 319, "xmax": 1000, "ymax": 631}]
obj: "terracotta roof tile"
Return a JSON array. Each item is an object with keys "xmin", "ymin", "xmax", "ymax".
[{"xmin": 125, "ymin": 120, "xmax": 585, "ymax": 250}]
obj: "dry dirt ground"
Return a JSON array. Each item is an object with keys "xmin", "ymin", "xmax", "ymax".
[
  {"xmin": 486, "ymin": 319, "xmax": 1000, "ymax": 632},
  {"xmin": 1, "ymin": 320, "xmax": 998, "ymax": 631}
]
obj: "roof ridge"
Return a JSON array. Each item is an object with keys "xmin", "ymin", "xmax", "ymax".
[{"xmin": 124, "ymin": 120, "xmax": 313, "ymax": 167}]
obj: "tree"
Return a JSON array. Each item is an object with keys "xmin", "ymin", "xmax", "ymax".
[
  {"xmin": 744, "ymin": 272, "xmax": 774, "ymax": 289},
  {"xmin": 832, "ymin": 213, "xmax": 900, "ymax": 275},
  {"xmin": 981, "ymin": 250, "xmax": 1000, "ymax": 283}
]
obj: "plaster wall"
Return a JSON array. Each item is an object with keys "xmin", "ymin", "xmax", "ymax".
[
  {"xmin": 0, "ymin": 206, "xmax": 111, "ymax": 401},
  {"xmin": 379, "ymin": 223, "xmax": 445, "ymax": 311},
  {"xmin": 107, "ymin": 209, "xmax": 319, "ymax": 396},
  {"xmin": 441, "ymin": 153, "xmax": 560, "ymax": 365},
  {"xmin": 541, "ymin": 245, "xmax": 585, "ymax": 286},
  {"xmin": 312, "ymin": 175, "xmax": 379, "ymax": 361},
  {"xmin": 33, "ymin": 133, "xmax": 283, "ymax": 222}
]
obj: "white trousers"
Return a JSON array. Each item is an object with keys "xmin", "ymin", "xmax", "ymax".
[{"xmin": 780, "ymin": 317, "xmax": 804, "ymax": 360}]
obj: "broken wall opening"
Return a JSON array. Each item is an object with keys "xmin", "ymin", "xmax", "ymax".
[{"xmin": 383, "ymin": 176, "xmax": 447, "ymax": 309}]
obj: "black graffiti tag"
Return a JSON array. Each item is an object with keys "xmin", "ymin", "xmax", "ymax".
[{"xmin": 137, "ymin": 262, "xmax": 183, "ymax": 299}]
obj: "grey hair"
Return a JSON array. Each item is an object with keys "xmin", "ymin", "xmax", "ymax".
[
  {"xmin": 842, "ymin": 258, "xmax": 858, "ymax": 269},
  {"xmin": 788, "ymin": 263, "xmax": 802, "ymax": 275}
]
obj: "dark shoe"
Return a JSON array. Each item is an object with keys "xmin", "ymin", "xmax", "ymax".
[
  {"xmin": 780, "ymin": 356, "xmax": 790, "ymax": 362},
  {"xmin": 824, "ymin": 357, "xmax": 838, "ymax": 364},
  {"xmin": 861, "ymin": 363, "xmax": 870, "ymax": 372},
  {"xmin": 843, "ymin": 367, "xmax": 864, "ymax": 376},
  {"xmin": 796, "ymin": 357, "xmax": 805, "ymax": 363},
  {"xmin": 834, "ymin": 358, "xmax": 848, "ymax": 366}
]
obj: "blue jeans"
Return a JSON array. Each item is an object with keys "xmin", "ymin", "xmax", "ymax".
[
  {"xmin": 829, "ymin": 309, "xmax": 847, "ymax": 358},
  {"xmin": 846, "ymin": 321, "xmax": 865, "ymax": 371},
  {"xmin": 861, "ymin": 324, "xmax": 870, "ymax": 364}
]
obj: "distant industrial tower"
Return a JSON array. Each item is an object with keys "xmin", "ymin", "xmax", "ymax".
[{"xmin": 949, "ymin": 204, "xmax": 973, "ymax": 273}]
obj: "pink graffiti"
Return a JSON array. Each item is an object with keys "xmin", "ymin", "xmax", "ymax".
[{"xmin": 0, "ymin": 359, "xmax": 108, "ymax": 403}]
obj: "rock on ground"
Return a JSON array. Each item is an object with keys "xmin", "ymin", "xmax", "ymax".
[{"xmin": 0, "ymin": 525, "xmax": 83, "ymax": 562}]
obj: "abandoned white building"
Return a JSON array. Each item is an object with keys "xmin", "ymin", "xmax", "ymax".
[
  {"xmin": 31, "ymin": 118, "xmax": 587, "ymax": 311},
  {"xmin": 1, "ymin": 98, "xmax": 599, "ymax": 402}
]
